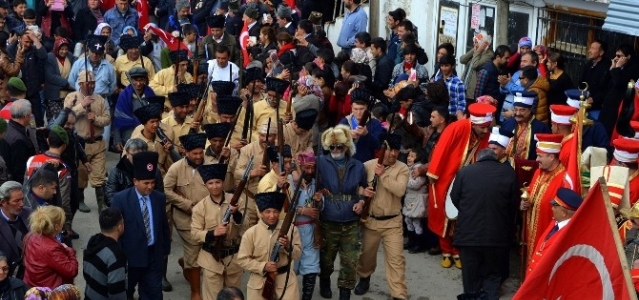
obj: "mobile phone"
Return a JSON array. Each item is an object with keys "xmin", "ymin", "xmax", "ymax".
[
  {"xmin": 249, "ymin": 36, "xmax": 256, "ymax": 44},
  {"xmin": 263, "ymin": 13, "xmax": 269, "ymax": 22}
]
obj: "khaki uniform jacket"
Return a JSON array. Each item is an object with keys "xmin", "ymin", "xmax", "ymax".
[
  {"xmin": 161, "ymin": 114, "xmax": 195, "ymax": 148},
  {"xmin": 251, "ymin": 100, "xmax": 294, "ymax": 142},
  {"xmin": 204, "ymin": 146, "xmax": 239, "ymax": 192},
  {"xmin": 63, "ymin": 92, "xmax": 111, "ymax": 139},
  {"xmin": 237, "ymin": 219, "xmax": 302, "ymax": 295},
  {"xmin": 130, "ymin": 124, "xmax": 175, "ymax": 176},
  {"xmin": 164, "ymin": 158, "xmax": 210, "ymax": 230},
  {"xmin": 283, "ymin": 123, "xmax": 312, "ymax": 157},
  {"xmin": 191, "ymin": 193, "xmax": 244, "ymax": 273},
  {"xmin": 149, "ymin": 67, "xmax": 194, "ymax": 114},
  {"xmin": 114, "ymin": 55, "xmax": 156, "ymax": 87},
  {"xmin": 363, "ymin": 159, "xmax": 409, "ymax": 229},
  {"xmin": 234, "ymin": 141, "xmax": 265, "ymax": 198}
]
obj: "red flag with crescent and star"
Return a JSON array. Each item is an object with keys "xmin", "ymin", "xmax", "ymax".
[
  {"xmin": 513, "ymin": 179, "xmax": 636, "ymax": 300},
  {"xmin": 143, "ymin": 25, "xmax": 192, "ymax": 57},
  {"xmin": 137, "ymin": 0, "xmax": 150, "ymax": 31},
  {"xmin": 239, "ymin": 20, "xmax": 250, "ymax": 68},
  {"xmin": 563, "ymin": 106, "xmax": 583, "ymax": 194}
]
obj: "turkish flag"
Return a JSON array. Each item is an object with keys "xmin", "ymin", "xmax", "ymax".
[
  {"xmin": 239, "ymin": 21, "xmax": 250, "ymax": 68},
  {"xmin": 563, "ymin": 107, "xmax": 583, "ymax": 194},
  {"xmin": 143, "ymin": 24, "xmax": 193, "ymax": 57},
  {"xmin": 513, "ymin": 179, "xmax": 636, "ymax": 300},
  {"xmin": 284, "ymin": 0, "xmax": 296, "ymax": 9},
  {"xmin": 137, "ymin": 0, "xmax": 150, "ymax": 31}
]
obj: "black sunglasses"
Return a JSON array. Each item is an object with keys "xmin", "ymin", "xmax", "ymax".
[{"xmin": 329, "ymin": 144, "xmax": 344, "ymax": 150}]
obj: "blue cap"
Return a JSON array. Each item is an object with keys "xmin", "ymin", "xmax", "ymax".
[
  {"xmin": 550, "ymin": 187, "xmax": 583, "ymax": 211},
  {"xmin": 512, "ymin": 91, "xmax": 538, "ymax": 108}
]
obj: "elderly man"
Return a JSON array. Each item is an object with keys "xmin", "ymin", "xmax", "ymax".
[
  {"xmin": 0, "ymin": 99, "xmax": 36, "ymax": 184},
  {"xmin": 103, "ymin": 0, "xmax": 138, "ymax": 45},
  {"xmin": 451, "ymin": 149, "xmax": 518, "ymax": 299},
  {"xmin": 64, "ymin": 70, "xmax": 112, "ymax": 213},
  {"xmin": 460, "ymin": 31, "xmax": 494, "ymax": 103},
  {"xmin": 0, "ymin": 181, "xmax": 31, "ymax": 278},
  {"xmin": 68, "ymin": 35, "xmax": 116, "ymax": 99}
]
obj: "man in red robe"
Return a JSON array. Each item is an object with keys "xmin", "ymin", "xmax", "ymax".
[
  {"xmin": 427, "ymin": 103, "xmax": 496, "ymax": 269},
  {"xmin": 520, "ymin": 133, "xmax": 566, "ymax": 264},
  {"xmin": 550, "ymin": 104, "xmax": 579, "ymax": 167},
  {"xmin": 611, "ymin": 137, "xmax": 639, "ymax": 207},
  {"xmin": 526, "ymin": 187, "xmax": 583, "ymax": 276}
]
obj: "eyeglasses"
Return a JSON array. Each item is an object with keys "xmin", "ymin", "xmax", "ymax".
[
  {"xmin": 329, "ymin": 144, "xmax": 344, "ymax": 150},
  {"xmin": 0, "ymin": 266, "xmax": 9, "ymax": 273}
]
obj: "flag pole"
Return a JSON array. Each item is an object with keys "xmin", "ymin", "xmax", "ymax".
[{"xmin": 598, "ymin": 177, "xmax": 638, "ymax": 300}]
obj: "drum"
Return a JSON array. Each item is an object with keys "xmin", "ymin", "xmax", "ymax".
[{"xmin": 445, "ymin": 177, "xmax": 458, "ymax": 220}]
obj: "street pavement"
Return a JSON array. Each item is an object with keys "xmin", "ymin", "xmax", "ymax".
[{"xmin": 69, "ymin": 152, "xmax": 519, "ymax": 299}]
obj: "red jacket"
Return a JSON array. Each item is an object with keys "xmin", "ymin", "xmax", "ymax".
[
  {"xmin": 23, "ymin": 233, "xmax": 78, "ymax": 289},
  {"xmin": 328, "ymin": 94, "xmax": 351, "ymax": 124}
]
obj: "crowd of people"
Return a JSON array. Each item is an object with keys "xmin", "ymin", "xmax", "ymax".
[{"xmin": 0, "ymin": 0, "xmax": 639, "ymax": 299}]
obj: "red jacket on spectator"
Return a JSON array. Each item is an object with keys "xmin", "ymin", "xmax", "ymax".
[
  {"xmin": 328, "ymin": 94, "xmax": 351, "ymax": 125},
  {"xmin": 23, "ymin": 233, "xmax": 78, "ymax": 289}
]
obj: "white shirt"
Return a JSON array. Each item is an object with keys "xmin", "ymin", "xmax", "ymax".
[
  {"xmin": 557, "ymin": 219, "xmax": 570, "ymax": 230},
  {"xmin": 207, "ymin": 60, "xmax": 240, "ymax": 94}
]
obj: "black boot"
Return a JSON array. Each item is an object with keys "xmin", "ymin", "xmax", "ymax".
[
  {"xmin": 403, "ymin": 231, "xmax": 415, "ymax": 250},
  {"xmin": 319, "ymin": 277, "xmax": 332, "ymax": 299},
  {"xmin": 162, "ymin": 257, "xmax": 173, "ymax": 292},
  {"xmin": 353, "ymin": 276, "xmax": 370, "ymax": 295},
  {"xmin": 409, "ymin": 232, "xmax": 428, "ymax": 253},
  {"xmin": 339, "ymin": 288, "xmax": 351, "ymax": 300},
  {"xmin": 302, "ymin": 273, "xmax": 317, "ymax": 300}
]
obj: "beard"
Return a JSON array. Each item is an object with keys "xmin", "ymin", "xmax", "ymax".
[{"xmin": 330, "ymin": 152, "xmax": 345, "ymax": 160}]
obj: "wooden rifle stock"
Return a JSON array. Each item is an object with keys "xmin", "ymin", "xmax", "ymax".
[
  {"xmin": 261, "ymin": 118, "xmax": 272, "ymax": 169},
  {"xmin": 190, "ymin": 76, "xmax": 217, "ymax": 134},
  {"xmin": 361, "ymin": 116, "xmax": 396, "ymax": 220},
  {"xmin": 212, "ymin": 156, "xmax": 254, "ymax": 261},
  {"xmin": 261, "ymin": 173, "xmax": 304, "ymax": 300}
]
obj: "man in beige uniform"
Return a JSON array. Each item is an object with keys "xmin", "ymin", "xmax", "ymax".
[
  {"xmin": 114, "ymin": 34, "xmax": 156, "ymax": 88},
  {"xmin": 149, "ymin": 49, "xmax": 193, "ymax": 117},
  {"xmin": 63, "ymin": 70, "xmax": 111, "ymax": 213},
  {"xmin": 203, "ymin": 81, "xmax": 236, "ymax": 126},
  {"xmin": 211, "ymin": 94, "xmax": 246, "ymax": 150},
  {"xmin": 251, "ymin": 77, "xmax": 293, "ymax": 142},
  {"xmin": 163, "ymin": 91, "xmax": 197, "ymax": 155},
  {"xmin": 237, "ymin": 191, "xmax": 302, "ymax": 300},
  {"xmin": 354, "ymin": 133, "xmax": 410, "ymax": 300},
  {"xmin": 202, "ymin": 122, "xmax": 238, "ymax": 192},
  {"xmin": 164, "ymin": 132, "xmax": 209, "ymax": 300},
  {"xmin": 131, "ymin": 103, "xmax": 176, "ymax": 175},
  {"xmin": 258, "ymin": 144, "xmax": 293, "ymax": 193},
  {"xmin": 234, "ymin": 122, "xmax": 277, "ymax": 232},
  {"xmin": 283, "ymin": 109, "xmax": 317, "ymax": 157},
  {"xmin": 191, "ymin": 164, "xmax": 244, "ymax": 299}
]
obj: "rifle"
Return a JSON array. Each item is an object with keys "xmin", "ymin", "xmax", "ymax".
[
  {"xmin": 127, "ymin": 71, "xmax": 182, "ymax": 162},
  {"xmin": 361, "ymin": 116, "xmax": 396, "ymax": 221},
  {"xmin": 241, "ymin": 79, "xmax": 257, "ymax": 142},
  {"xmin": 221, "ymin": 106, "xmax": 243, "ymax": 164},
  {"xmin": 313, "ymin": 135, "xmax": 323, "ymax": 249},
  {"xmin": 212, "ymin": 156, "xmax": 254, "ymax": 261},
  {"xmin": 83, "ymin": 43, "xmax": 95, "ymax": 140},
  {"xmin": 276, "ymin": 113, "xmax": 290, "ymax": 211},
  {"xmin": 261, "ymin": 117, "xmax": 272, "ymax": 169},
  {"xmin": 261, "ymin": 173, "xmax": 304, "ymax": 300},
  {"xmin": 190, "ymin": 76, "xmax": 217, "ymax": 134}
]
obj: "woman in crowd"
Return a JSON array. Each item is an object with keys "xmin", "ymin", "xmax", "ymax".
[
  {"xmin": 0, "ymin": 251, "xmax": 27, "ymax": 300},
  {"xmin": 546, "ymin": 52, "xmax": 574, "ymax": 106},
  {"xmin": 252, "ymin": 26, "xmax": 277, "ymax": 55},
  {"xmin": 44, "ymin": 38, "xmax": 74, "ymax": 119},
  {"xmin": 36, "ymin": 0, "xmax": 74, "ymax": 39},
  {"xmin": 23, "ymin": 206, "xmax": 78, "ymax": 289}
]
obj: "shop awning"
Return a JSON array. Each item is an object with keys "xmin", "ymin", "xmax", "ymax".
[{"xmin": 602, "ymin": 0, "xmax": 639, "ymax": 37}]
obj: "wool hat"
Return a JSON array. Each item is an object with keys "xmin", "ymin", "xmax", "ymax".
[
  {"xmin": 550, "ymin": 105, "xmax": 578, "ymax": 125},
  {"xmin": 518, "ymin": 37, "xmax": 532, "ymax": 48},
  {"xmin": 203, "ymin": 122, "xmax": 232, "ymax": 139},
  {"xmin": 128, "ymin": 67, "xmax": 148, "ymax": 78},
  {"xmin": 206, "ymin": 14, "xmax": 226, "ymax": 28},
  {"xmin": 488, "ymin": 127, "xmax": 513, "ymax": 149},
  {"xmin": 550, "ymin": 187, "xmax": 583, "ymax": 211},
  {"xmin": 380, "ymin": 132, "xmax": 402, "ymax": 150},
  {"xmin": 197, "ymin": 164, "xmax": 228, "ymax": 183},
  {"xmin": 535, "ymin": 133, "xmax": 564, "ymax": 154},
  {"xmin": 350, "ymin": 88, "xmax": 371, "ymax": 105},
  {"xmin": 49, "ymin": 125, "xmax": 69, "ymax": 145},
  {"xmin": 255, "ymin": 191, "xmax": 286, "ymax": 212},
  {"xmin": 169, "ymin": 49, "xmax": 189, "ymax": 63},
  {"xmin": 7, "ymin": 77, "xmax": 26, "ymax": 92},
  {"xmin": 211, "ymin": 81, "xmax": 236, "ymax": 96},
  {"xmin": 266, "ymin": 144, "xmax": 292, "ymax": 162},
  {"xmin": 216, "ymin": 95, "xmax": 243, "ymax": 116},
  {"xmin": 468, "ymin": 103, "xmax": 496, "ymax": 126},
  {"xmin": 294, "ymin": 109, "xmax": 318, "ymax": 131},
  {"xmin": 119, "ymin": 34, "xmax": 142, "ymax": 51},
  {"xmin": 321, "ymin": 124, "xmax": 356, "ymax": 156},
  {"xmin": 168, "ymin": 92, "xmax": 190, "ymax": 107},
  {"xmin": 309, "ymin": 11, "xmax": 323, "ymax": 25},
  {"xmin": 513, "ymin": 91, "xmax": 537, "ymax": 108},
  {"xmin": 245, "ymin": 67, "xmax": 265, "ymax": 85},
  {"xmin": 265, "ymin": 77, "xmax": 290, "ymax": 95},
  {"xmin": 133, "ymin": 151, "xmax": 159, "ymax": 180},
  {"xmin": 177, "ymin": 83, "xmax": 200, "ymax": 99},
  {"xmin": 179, "ymin": 133, "xmax": 208, "ymax": 151},
  {"xmin": 134, "ymin": 103, "xmax": 163, "ymax": 124}
]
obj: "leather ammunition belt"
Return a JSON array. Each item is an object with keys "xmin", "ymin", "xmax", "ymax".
[
  {"xmin": 327, "ymin": 194, "xmax": 357, "ymax": 202},
  {"xmin": 83, "ymin": 136, "xmax": 103, "ymax": 144},
  {"xmin": 276, "ymin": 266, "xmax": 289, "ymax": 274},
  {"xmin": 370, "ymin": 215, "xmax": 398, "ymax": 221}
]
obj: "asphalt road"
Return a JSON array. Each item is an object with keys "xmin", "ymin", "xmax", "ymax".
[{"xmin": 69, "ymin": 152, "xmax": 519, "ymax": 299}]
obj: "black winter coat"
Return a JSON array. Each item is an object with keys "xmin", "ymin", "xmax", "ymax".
[
  {"xmin": 451, "ymin": 156, "xmax": 519, "ymax": 247},
  {"xmin": 105, "ymin": 156, "xmax": 164, "ymax": 206}
]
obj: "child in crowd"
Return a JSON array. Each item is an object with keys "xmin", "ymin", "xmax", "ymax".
[{"xmin": 403, "ymin": 149, "xmax": 427, "ymax": 253}]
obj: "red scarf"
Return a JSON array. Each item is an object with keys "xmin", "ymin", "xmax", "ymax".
[{"xmin": 277, "ymin": 43, "xmax": 296, "ymax": 57}]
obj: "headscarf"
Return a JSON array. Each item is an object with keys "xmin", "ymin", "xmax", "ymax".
[
  {"xmin": 122, "ymin": 26, "xmax": 138, "ymax": 36},
  {"xmin": 94, "ymin": 23, "xmax": 112, "ymax": 36},
  {"xmin": 53, "ymin": 38, "xmax": 69, "ymax": 61}
]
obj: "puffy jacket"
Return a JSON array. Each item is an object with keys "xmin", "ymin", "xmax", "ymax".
[
  {"xmin": 23, "ymin": 233, "xmax": 78, "ymax": 289},
  {"xmin": 105, "ymin": 156, "xmax": 164, "ymax": 206},
  {"xmin": 528, "ymin": 76, "xmax": 550, "ymax": 124},
  {"xmin": 317, "ymin": 155, "xmax": 367, "ymax": 223}
]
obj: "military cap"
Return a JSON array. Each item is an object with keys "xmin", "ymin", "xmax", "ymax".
[
  {"xmin": 128, "ymin": 67, "xmax": 148, "ymax": 78},
  {"xmin": 255, "ymin": 191, "xmax": 286, "ymax": 212},
  {"xmin": 168, "ymin": 92, "xmax": 190, "ymax": 107},
  {"xmin": 49, "ymin": 125, "xmax": 69, "ymax": 145},
  {"xmin": 216, "ymin": 95, "xmax": 243, "ymax": 116},
  {"xmin": 565, "ymin": 89, "xmax": 588, "ymax": 109},
  {"xmin": 203, "ymin": 122, "xmax": 232, "ymax": 139},
  {"xmin": 206, "ymin": 14, "xmax": 226, "ymax": 28},
  {"xmin": 513, "ymin": 91, "xmax": 538, "ymax": 108},
  {"xmin": 266, "ymin": 144, "xmax": 292, "ymax": 162},
  {"xmin": 294, "ymin": 109, "xmax": 318, "ymax": 131},
  {"xmin": 488, "ymin": 127, "xmax": 514, "ymax": 149},
  {"xmin": 265, "ymin": 77, "xmax": 290, "ymax": 95},
  {"xmin": 179, "ymin": 133, "xmax": 208, "ymax": 151},
  {"xmin": 134, "ymin": 103, "xmax": 163, "ymax": 124},
  {"xmin": 169, "ymin": 49, "xmax": 189, "ymax": 63},
  {"xmin": 197, "ymin": 164, "xmax": 228, "ymax": 183},
  {"xmin": 211, "ymin": 81, "xmax": 236, "ymax": 96},
  {"xmin": 550, "ymin": 187, "xmax": 583, "ymax": 211},
  {"xmin": 133, "ymin": 151, "xmax": 159, "ymax": 180}
]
